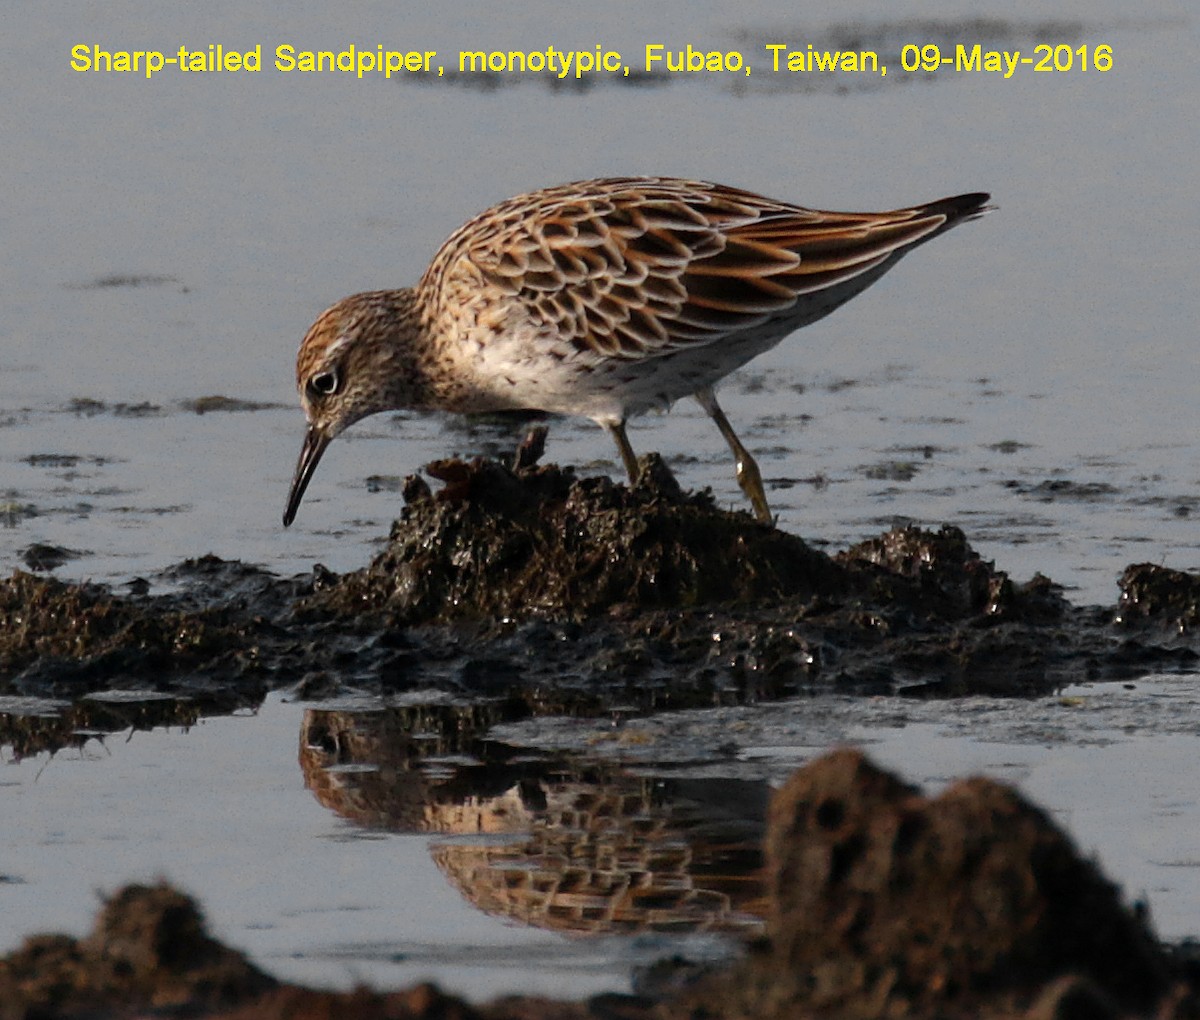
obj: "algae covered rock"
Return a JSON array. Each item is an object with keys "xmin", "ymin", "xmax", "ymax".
[{"xmin": 305, "ymin": 454, "xmax": 842, "ymax": 624}]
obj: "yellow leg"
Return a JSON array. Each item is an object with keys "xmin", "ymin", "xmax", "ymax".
[
  {"xmin": 694, "ymin": 386, "xmax": 772, "ymax": 524},
  {"xmin": 605, "ymin": 420, "xmax": 641, "ymax": 482}
]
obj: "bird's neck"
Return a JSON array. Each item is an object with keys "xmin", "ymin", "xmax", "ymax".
[{"xmin": 359, "ymin": 288, "xmax": 441, "ymax": 411}]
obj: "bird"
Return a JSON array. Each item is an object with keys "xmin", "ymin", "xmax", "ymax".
[{"xmin": 283, "ymin": 176, "xmax": 991, "ymax": 527}]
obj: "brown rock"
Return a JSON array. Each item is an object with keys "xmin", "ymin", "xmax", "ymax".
[
  {"xmin": 0, "ymin": 882, "xmax": 274, "ymax": 1018},
  {"xmin": 679, "ymin": 748, "xmax": 1178, "ymax": 1018}
]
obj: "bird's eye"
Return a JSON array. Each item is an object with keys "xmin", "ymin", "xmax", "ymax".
[{"xmin": 308, "ymin": 369, "xmax": 340, "ymax": 397}]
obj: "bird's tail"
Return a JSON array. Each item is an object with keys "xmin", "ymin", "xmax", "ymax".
[{"xmin": 917, "ymin": 192, "xmax": 995, "ymax": 233}]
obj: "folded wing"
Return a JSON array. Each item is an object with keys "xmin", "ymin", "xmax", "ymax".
[{"xmin": 426, "ymin": 177, "xmax": 991, "ymax": 362}]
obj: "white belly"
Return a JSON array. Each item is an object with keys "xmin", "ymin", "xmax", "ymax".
[{"xmin": 458, "ymin": 317, "xmax": 800, "ymax": 424}]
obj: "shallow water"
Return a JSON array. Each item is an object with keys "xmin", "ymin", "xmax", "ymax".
[
  {"xmin": 4, "ymin": 680, "xmax": 1200, "ymax": 1000},
  {"xmin": 497, "ymin": 675, "xmax": 1200, "ymax": 940},
  {"xmin": 0, "ymin": 693, "xmax": 651, "ymax": 999},
  {"xmin": 3, "ymin": 0, "xmax": 1196, "ymax": 604},
  {"xmin": 2, "ymin": 0, "xmax": 1198, "ymax": 1001}
]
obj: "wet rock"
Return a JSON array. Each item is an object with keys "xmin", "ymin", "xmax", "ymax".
[
  {"xmin": 3, "ymin": 456, "xmax": 1200, "ymax": 746},
  {"xmin": 179, "ymin": 395, "xmax": 287, "ymax": 414},
  {"xmin": 153, "ymin": 554, "xmax": 299, "ymax": 613},
  {"xmin": 838, "ymin": 523, "xmax": 1057, "ymax": 621},
  {"xmin": 1010, "ymin": 479, "xmax": 1120, "ymax": 502},
  {"xmin": 861, "ymin": 459, "xmax": 920, "ymax": 481},
  {"xmin": 0, "ymin": 882, "xmax": 275, "ymax": 1016},
  {"xmin": 110, "ymin": 401, "xmax": 164, "ymax": 418},
  {"xmin": 73, "ymin": 273, "xmax": 178, "ymax": 289},
  {"xmin": 0, "ymin": 568, "xmax": 268, "ymax": 703},
  {"xmin": 19, "ymin": 543, "xmax": 86, "ymax": 573},
  {"xmin": 66, "ymin": 396, "xmax": 108, "ymax": 417},
  {"xmin": 24, "ymin": 453, "xmax": 94, "ymax": 469},
  {"xmin": 402, "ymin": 472, "xmax": 433, "ymax": 503},
  {"xmin": 303, "ymin": 456, "xmax": 841, "ymax": 625},
  {"xmin": 668, "ymin": 749, "xmax": 1191, "ymax": 1020},
  {"xmin": 1117, "ymin": 563, "xmax": 1200, "ymax": 632},
  {"xmin": 62, "ymin": 397, "xmax": 164, "ymax": 418},
  {"xmin": 511, "ymin": 423, "xmax": 548, "ymax": 471},
  {"xmin": 366, "ymin": 473, "xmax": 408, "ymax": 494}
]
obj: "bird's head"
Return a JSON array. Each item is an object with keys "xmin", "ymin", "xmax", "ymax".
[{"xmin": 283, "ymin": 290, "xmax": 421, "ymax": 526}]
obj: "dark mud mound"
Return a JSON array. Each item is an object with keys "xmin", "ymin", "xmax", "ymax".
[
  {"xmin": 305, "ymin": 454, "xmax": 841, "ymax": 623},
  {"xmin": 0, "ymin": 880, "xmax": 586, "ymax": 1019},
  {"xmin": 840, "ymin": 523, "xmax": 1062, "ymax": 622},
  {"xmin": 1119, "ymin": 562, "xmax": 1200, "ymax": 631},
  {"xmin": 3, "ymin": 455, "xmax": 1200, "ymax": 752},
  {"xmin": 295, "ymin": 455, "xmax": 1169, "ymax": 699},
  {"xmin": 667, "ymin": 749, "xmax": 1196, "ymax": 1020},
  {"xmin": 0, "ymin": 883, "xmax": 275, "ymax": 1017},
  {"xmin": 0, "ymin": 559, "xmax": 276, "ymax": 701},
  {"xmin": 301, "ymin": 455, "xmax": 1065, "ymax": 632},
  {"xmin": 303, "ymin": 453, "xmax": 1068, "ymax": 629}
]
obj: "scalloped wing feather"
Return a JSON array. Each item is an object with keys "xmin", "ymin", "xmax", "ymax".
[{"xmin": 423, "ymin": 178, "xmax": 988, "ymax": 363}]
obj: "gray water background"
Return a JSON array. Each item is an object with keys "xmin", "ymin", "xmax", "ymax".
[{"xmin": 2, "ymin": 0, "xmax": 1198, "ymax": 1002}]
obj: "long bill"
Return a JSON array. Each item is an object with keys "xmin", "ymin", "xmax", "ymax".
[{"xmin": 283, "ymin": 425, "xmax": 331, "ymax": 527}]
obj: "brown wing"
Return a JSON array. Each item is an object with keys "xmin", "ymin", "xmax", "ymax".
[{"xmin": 424, "ymin": 177, "xmax": 990, "ymax": 362}]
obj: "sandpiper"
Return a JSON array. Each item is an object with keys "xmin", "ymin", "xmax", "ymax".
[{"xmin": 283, "ymin": 177, "xmax": 990, "ymax": 526}]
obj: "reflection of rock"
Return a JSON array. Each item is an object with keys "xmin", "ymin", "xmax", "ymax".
[
  {"xmin": 300, "ymin": 706, "xmax": 768, "ymax": 936},
  {"xmin": 0, "ymin": 691, "xmax": 202, "ymax": 760}
]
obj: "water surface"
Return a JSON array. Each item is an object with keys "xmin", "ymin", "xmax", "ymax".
[{"xmin": 1, "ymin": 0, "xmax": 1197, "ymax": 999}]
